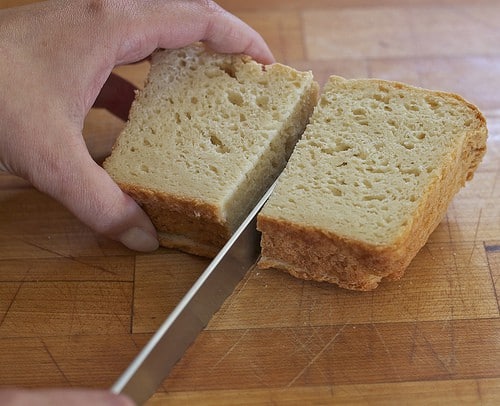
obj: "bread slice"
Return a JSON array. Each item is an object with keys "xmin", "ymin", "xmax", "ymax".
[
  {"xmin": 103, "ymin": 44, "xmax": 319, "ymax": 257},
  {"xmin": 257, "ymin": 76, "xmax": 487, "ymax": 291}
]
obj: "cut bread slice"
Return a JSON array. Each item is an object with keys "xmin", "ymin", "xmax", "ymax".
[
  {"xmin": 257, "ymin": 76, "xmax": 488, "ymax": 291},
  {"xmin": 104, "ymin": 44, "xmax": 319, "ymax": 257}
]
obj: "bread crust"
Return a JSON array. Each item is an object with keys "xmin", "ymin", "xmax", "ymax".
[
  {"xmin": 117, "ymin": 182, "xmax": 230, "ymax": 257},
  {"xmin": 257, "ymin": 80, "xmax": 488, "ymax": 291}
]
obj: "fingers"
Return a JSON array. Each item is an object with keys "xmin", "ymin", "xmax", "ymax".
[
  {"xmin": 113, "ymin": 0, "xmax": 275, "ymax": 66},
  {"xmin": 0, "ymin": 389, "xmax": 135, "ymax": 406},
  {"xmin": 199, "ymin": 2, "xmax": 275, "ymax": 64},
  {"xmin": 29, "ymin": 132, "xmax": 158, "ymax": 252}
]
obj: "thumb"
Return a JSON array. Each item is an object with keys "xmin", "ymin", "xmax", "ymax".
[{"xmin": 31, "ymin": 134, "xmax": 159, "ymax": 252}]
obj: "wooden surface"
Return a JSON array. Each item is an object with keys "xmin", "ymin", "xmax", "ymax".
[{"xmin": 1, "ymin": 0, "xmax": 500, "ymax": 404}]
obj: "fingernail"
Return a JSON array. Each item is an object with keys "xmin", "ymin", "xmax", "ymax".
[{"xmin": 119, "ymin": 227, "xmax": 159, "ymax": 252}]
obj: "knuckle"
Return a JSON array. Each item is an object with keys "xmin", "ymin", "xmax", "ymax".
[
  {"xmin": 81, "ymin": 0, "xmax": 131, "ymax": 20},
  {"xmin": 83, "ymin": 0, "xmax": 109, "ymax": 16},
  {"xmin": 195, "ymin": 0, "xmax": 225, "ymax": 16}
]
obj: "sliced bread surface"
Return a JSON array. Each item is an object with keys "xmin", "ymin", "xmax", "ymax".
[
  {"xmin": 257, "ymin": 76, "xmax": 487, "ymax": 290},
  {"xmin": 104, "ymin": 44, "xmax": 319, "ymax": 257}
]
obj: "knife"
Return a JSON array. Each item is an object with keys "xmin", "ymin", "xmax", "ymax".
[{"xmin": 110, "ymin": 181, "xmax": 277, "ymax": 405}]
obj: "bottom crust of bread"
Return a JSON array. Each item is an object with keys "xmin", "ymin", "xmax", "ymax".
[
  {"xmin": 258, "ymin": 257, "xmax": 384, "ymax": 291},
  {"xmin": 158, "ymin": 232, "xmax": 220, "ymax": 258},
  {"xmin": 117, "ymin": 182, "xmax": 231, "ymax": 258},
  {"xmin": 257, "ymin": 217, "xmax": 411, "ymax": 291}
]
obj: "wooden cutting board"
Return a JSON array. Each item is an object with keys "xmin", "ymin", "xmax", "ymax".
[{"xmin": 1, "ymin": 0, "xmax": 500, "ymax": 404}]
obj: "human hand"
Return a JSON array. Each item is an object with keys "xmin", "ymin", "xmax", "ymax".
[
  {"xmin": 0, "ymin": 388, "xmax": 134, "ymax": 406},
  {"xmin": 0, "ymin": 0, "xmax": 274, "ymax": 252}
]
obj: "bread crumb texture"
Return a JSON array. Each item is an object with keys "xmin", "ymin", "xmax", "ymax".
[
  {"xmin": 258, "ymin": 76, "xmax": 487, "ymax": 290},
  {"xmin": 104, "ymin": 44, "xmax": 318, "ymax": 256}
]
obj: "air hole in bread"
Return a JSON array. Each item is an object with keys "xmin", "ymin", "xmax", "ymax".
[
  {"xmin": 425, "ymin": 96, "xmax": 440, "ymax": 110},
  {"xmin": 366, "ymin": 165, "xmax": 390, "ymax": 174},
  {"xmin": 334, "ymin": 141, "xmax": 352, "ymax": 152},
  {"xmin": 363, "ymin": 179, "xmax": 373, "ymax": 188},
  {"xmin": 204, "ymin": 68, "xmax": 222, "ymax": 79},
  {"xmin": 256, "ymin": 95, "xmax": 269, "ymax": 108},
  {"xmin": 219, "ymin": 62, "xmax": 237, "ymax": 79},
  {"xmin": 319, "ymin": 97, "xmax": 329, "ymax": 108},
  {"xmin": 404, "ymin": 102, "xmax": 420, "ymax": 112},
  {"xmin": 363, "ymin": 194, "xmax": 385, "ymax": 201},
  {"xmin": 401, "ymin": 141, "xmax": 415, "ymax": 150},
  {"xmin": 227, "ymin": 91, "xmax": 244, "ymax": 107},
  {"xmin": 209, "ymin": 133, "xmax": 230, "ymax": 153},
  {"xmin": 354, "ymin": 150, "xmax": 368, "ymax": 159},
  {"xmin": 399, "ymin": 167, "xmax": 421, "ymax": 176},
  {"xmin": 329, "ymin": 187, "xmax": 343, "ymax": 196},
  {"xmin": 378, "ymin": 84, "xmax": 390, "ymax": 93},
  {"xmin": 373, "ymin": 93, "xmax": 391, "ymax": 104}
]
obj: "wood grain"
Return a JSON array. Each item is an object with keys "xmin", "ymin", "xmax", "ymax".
[{"xmin": 1, "ymin": 0, "xmax": 500, "ymax": 404}]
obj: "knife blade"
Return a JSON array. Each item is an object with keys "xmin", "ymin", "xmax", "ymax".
[{"xmin": 110, "ymin": 181, "xmax": 277, "ymax": 405}]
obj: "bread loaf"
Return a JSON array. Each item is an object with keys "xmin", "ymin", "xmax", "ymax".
[
  {"xmin": 257, "ymin": 76, "xmax": 487, "ymax": 291},
  {"xmin": 104, "ymin": 44, "xmax": 319, "ymax": 257}
]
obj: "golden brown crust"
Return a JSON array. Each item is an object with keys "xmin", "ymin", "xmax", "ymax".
[
  {"xmin": 258, "ymin": 215, "xmax": 413, "ymax": 291},
  {"xmin": 257, "ymin": 100, "xmax": 488, "ymax": 291},
  {"xmin": 118, "ymin": 182, "xmax": 231, "ymax": 257},
  {"xmin": 157, "ymin": 231, "xmax": 220, "ymax": 257}
]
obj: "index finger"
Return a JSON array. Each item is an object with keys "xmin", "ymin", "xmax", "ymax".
[
  {"xmin": 197, "ymin": 1, "xmax": 276, "ymax": 64},
  {"xmin": 112, "ymin": 0, "xmax": 275, "ymax": 65}
]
